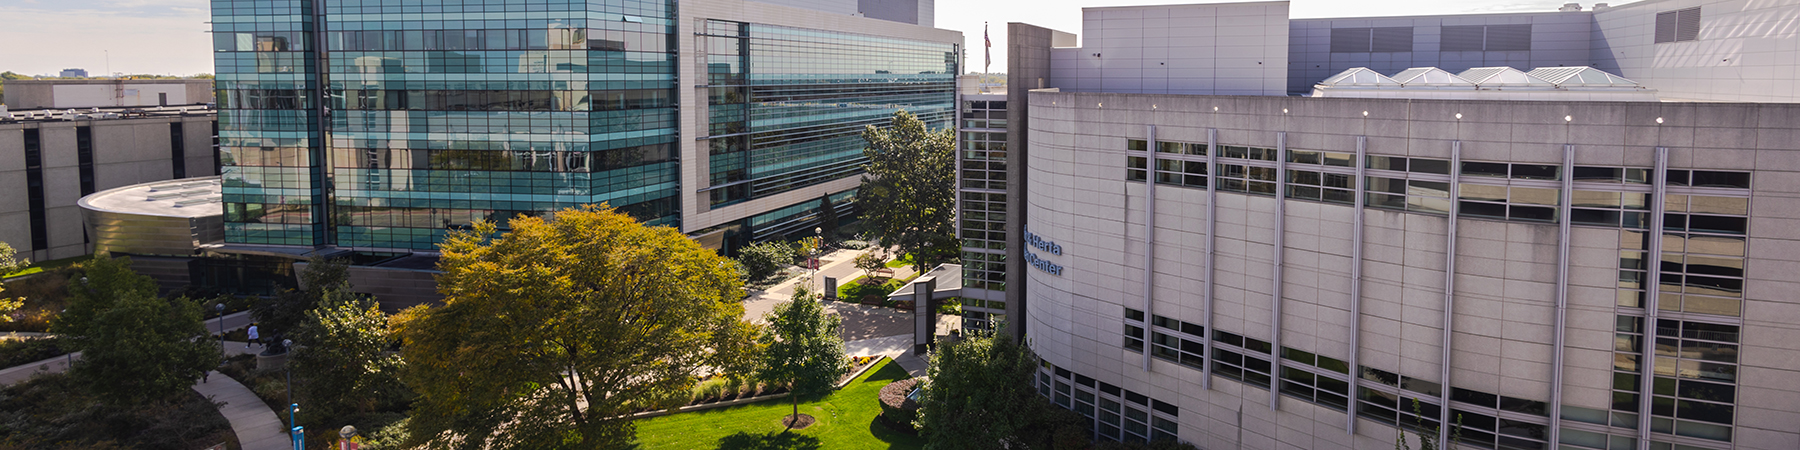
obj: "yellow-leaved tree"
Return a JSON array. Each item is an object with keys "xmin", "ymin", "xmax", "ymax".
[
  {"xmin": 0, "ymin": 242, "xmax": 25, "ymax": 321},
  {"xmin": 393, "ymin": 205, "xmax": 758, "ymax": 449}
]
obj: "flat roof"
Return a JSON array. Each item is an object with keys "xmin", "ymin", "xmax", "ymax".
[
  {"xmin": 5, "ymin": 78, "xmax": 212, "ymax": 85},
  {"xmin": 79, "ymin": 177, "xmax": 222, "ymax": 219},
  {"xmin": 0, "ymin": 104, "xmax": 215, "ymax": 125}
]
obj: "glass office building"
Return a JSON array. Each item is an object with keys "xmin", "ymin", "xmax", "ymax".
[
  {"xmin": 699, "ymin": 20, "xmax": 957, "ymax": 243},
  {"xmin": 212, "ymin": 0, "xmax": 953, "ymax": 252},
  {"xmin": 214, "ymin": 0, "xmax": 679, "ymax": 251}
]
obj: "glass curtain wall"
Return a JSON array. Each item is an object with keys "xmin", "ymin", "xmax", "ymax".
[
  {"xmin": 214, "ymin": 0, "xmax": 681, "ymax": 251},
  {"xmin": 701, "ymin": 21, "xmax": 957, "ymax": 208},
  {"xmin": 213, "ymin": 0, "xmax": 327, "ymax": 246}
]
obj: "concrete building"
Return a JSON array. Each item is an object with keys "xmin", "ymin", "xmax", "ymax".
[
  {"xmin": 1, "ymin": 79, "xmax": 215, "ymax": 109},
  {"xmin": 0, "ymin": 107, "xmax": 219, "ymax": 262},
  {"xmin": 210, "ymin": 0, "xmax": 958, "ymax": 260},
  {"xmin": 983, "ymin": 0, "xmax": 1800, "ymax": 449}
]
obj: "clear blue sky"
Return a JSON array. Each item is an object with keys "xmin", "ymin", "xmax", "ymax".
[{"xmin": 0, "ymin": 0, "xmax": 1627, "ymax": 77}]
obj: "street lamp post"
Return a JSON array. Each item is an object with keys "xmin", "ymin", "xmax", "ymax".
[
  {"xmin": 283, "ymin": 338, "xmax": 294, "ymax": 406},
  {"xmin": 214, "ymin": 303, "xmax": 226, "ymax": 361},
  {"xmin": 60, "ymin": 307, "xmax": 71, "ymax": 368},
  {"xmin": 813, "ymin": 227, "xmax": 823, "ymax": 294}
]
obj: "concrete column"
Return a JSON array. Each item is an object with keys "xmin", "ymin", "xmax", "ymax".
[{"xmin": 914, "ymin": 276, "xmax": 938, "ymax": 354}]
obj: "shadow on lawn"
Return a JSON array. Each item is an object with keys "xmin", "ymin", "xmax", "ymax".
[{"xmin": 716, "ymin": 431, "xmax": 824, "ymax": 450}]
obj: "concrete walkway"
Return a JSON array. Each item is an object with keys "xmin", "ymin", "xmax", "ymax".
[
  {"xmin": 0, "ymin": 311, "xmax": 257, "ymax": 386},
  {"xmin": 0, "ymin": 336, "xmax": 283, "ymax": 450},
  {"xmin": 193, "ymin": 369, "xmax": 291, "ymax": 450},
  {"xmin": 744, "ymin": 246, "xmax": 920, "ymax": 322},
  {"xmin": 845, "ymin": 334, "xmax": 930, "ymax": 377}
]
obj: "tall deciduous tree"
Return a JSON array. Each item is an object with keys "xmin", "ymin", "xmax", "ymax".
[
  {"xmin": 394, "ymin": 205, "xmax": 758, "ymax": 449},
  {"xmin": 916, "ymin": 333, "xmax": 1052, "ymax": 449},
  {"xmin": 0, "ymin": 243, "xmax": 25, "ymax": 321},
  {"xmin": 253, "ymin": 258, "xmax": 350, "ymax": 339},
  {"xmin": 51, "ymin": 255, "xmax": 215, "ymax": 406},
  {"xmin": 756, "ymin": 286, "xmax": 847, "ymax": 428},
  {"xmin": 859, "ymin": 110, "xmax": 960, "ymax": 272},
  {"xmin": 290, "ymin": 288, "xmax": 406, "ymax": 422}
]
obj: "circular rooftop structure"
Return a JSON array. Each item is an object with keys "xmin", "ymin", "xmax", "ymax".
[{"xmin": 78, "ymin": 177, "xmax": 223, "ymax": 256}]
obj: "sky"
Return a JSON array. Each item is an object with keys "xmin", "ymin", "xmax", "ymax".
[{"xmin": 0, "ymin": 0, "xmax": 1632, "ymax": 77}]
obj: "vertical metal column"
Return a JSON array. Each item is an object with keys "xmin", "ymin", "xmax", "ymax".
[
  {"xmin": 1548, "ymin": 144, "xmax": 1575, "ymax": 448},
  {"xmin": 310, "ymin": 0, "xmax": 334, "ymax": 246},
  {"xmin": 1637, "ymin": 147, "xmax": 1669, "ymax": 449},
  {"xmin": 1437, "ymin": 142, "xmax": 1462, "ymax": 445},
  {"xmin": 1346, "ymin": 136, "xmax": 1367, "ymax": 434},
  {"xmin": 1203, "ymin": 127, "xmax": 1219, "ymax": 390},
  {"xmin": 1144, "ymin": 125, "xmax": 1157, "ymax": 373},
  {"xmin": 1270, "ymin": 131, "xmax": 1287, "ymax": 411}
]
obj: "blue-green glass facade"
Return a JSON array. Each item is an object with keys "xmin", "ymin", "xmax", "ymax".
[
  {"xmin": 702, "ymin": 20, "xmax": 957, "ymax": 207},
  {"xmin": 213, "ymin": 0, "xmax": 327, "ymax": 247},
  {"xmin": 214, "ymin": 0, "xmax": 679, "ymax": 251}
]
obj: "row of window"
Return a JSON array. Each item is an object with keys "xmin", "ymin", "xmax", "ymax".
[
  {"xmin": 1038, "ymin": 362, "xmax": 1182, "ymax": 444},
  {"xmin": 1132, "ymin": 140, "xmax": 1752, "ymax": 189},
  {"xmin": 1608, "ymin": 316, "xmax": 1740, "ymax": 445},
  {"xmin": 1119, "ymin": 308, "xmax": 1578, "ymax": 450},
  {"xmin": 321, "ymin": 143, "xmax": 675, "ymax": 173},
  {"xmin": 315, "ymin": 88, "xmax": 671, "ymax": 112}
]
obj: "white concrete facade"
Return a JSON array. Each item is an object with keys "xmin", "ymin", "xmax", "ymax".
[
  {"xmin": 1020, "ymin": 90, "xmax": 1799, "ymax": 450},
  {"xmin": 0, "ymin": 114, "xmax": 217, "ymax": 262},
  {"xmin": 1049, "ymin": 2, "xmax": 1291, "ymax": 96}
]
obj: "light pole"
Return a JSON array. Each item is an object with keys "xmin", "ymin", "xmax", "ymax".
[
  {"xmin": 283, "ymin": 338, "xmax": 294, "ymax": 406},
  {"xmin": 813, "ymin": 227, "xmax": 823, "ymax": 294},
  {"xmin": 60, "ymin": 307, "xmax": 71, "ymax": 368},
  {"xmin": 214, "ymin": 303, "xmax": 226, "ymax": 361}
]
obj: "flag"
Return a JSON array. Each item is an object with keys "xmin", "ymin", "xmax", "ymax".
[{"xmin": 984, "ymin": 22, "xmax": 992, "ymax": 73}]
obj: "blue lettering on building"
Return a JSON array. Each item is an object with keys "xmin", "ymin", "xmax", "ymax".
[
  {"xmin": 1023, "ymin": 225, "xmax": 1064, "ymax": 276},
  {"xmin": 1024, "ymin": 226, "xmax": 1062, "ymax": 255},
  {"xmin": 1024, "ymin": 248, "xmax": 1063, "ymax": 276}
]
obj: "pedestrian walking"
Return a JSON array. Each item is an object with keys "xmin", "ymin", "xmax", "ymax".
[{"xmin": 247, "ymin": 323, "xmax": 261, "ymax": 349}]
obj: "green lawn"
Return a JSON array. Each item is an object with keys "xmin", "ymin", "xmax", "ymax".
[
  {"xmin": 633, "ymin": 358, "xmax": 924, "ymax": 450},
  {"xmin": 836, "ymin": 274, "xmax": 906, "ymax": 302}
]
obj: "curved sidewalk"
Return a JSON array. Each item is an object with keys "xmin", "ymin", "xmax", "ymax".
[{"xmin": 193, "ymin": 369, "xmax": 291, "ymax": 450}]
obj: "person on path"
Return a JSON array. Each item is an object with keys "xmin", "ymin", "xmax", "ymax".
[{"xmin": 247, "ymin": 323, "xmax": 260, "ymax": 349}]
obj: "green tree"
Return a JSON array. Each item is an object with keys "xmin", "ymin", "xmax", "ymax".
[
  {"xmin": 756, "ymin": 286, "xmax": 847, "ymax": 429},
  {"xmin": 916, "ymin": 332, "xmax": 1049, "ymax": 449},
  {"xmin": 737, "ymin": 240, "xmax": 795, "ymax": 282},
  {"xmin": 394, "ymin": 205, "xmax": 758, "ymax": 449},
  {"xmin": 854, "ymin": 250, "xmax": 887, "ymax": 283},
  {"xmin": 816, "ymin": 194, "xmax": 839, "ymax": 239},
  {"xmin": 51, "ymin": 255, "xmax": 215, "ymax": 405},
  {"xmin": 859, "ymin": 110, "xmax": 959, "ymax": 272},
  {"xmin": 253, "ymin": 258, "xmax": 350, "ymax": 339},
  {"xmin": 290, "ymin": 288, "xmax": 406, "ymax": 422},
  {"xmin": 0, "ymin": 242, "xmax": 26, "ymax": 321}
]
